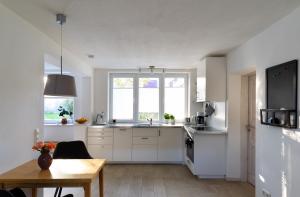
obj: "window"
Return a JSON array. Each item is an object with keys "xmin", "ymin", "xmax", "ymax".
[
  {"xmin": 164, "ymin": 77, "xmax": 186, "ymax": 120},
  {"xmin": 44, "ymin": 97, "xmax": 74, "ymax": 124},
  {"xmin": 138, "ymin": 78, "xmax": 159, "ymax": 121},
  {"xmin": 112, "ymin": 77, "xmax": 134, "ymax": 120},
  {"xmin": 109, "ymin": 73, "xmax": 188, "ymax": 122}
]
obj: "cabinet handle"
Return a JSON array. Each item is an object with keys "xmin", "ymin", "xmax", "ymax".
[
  {"xmin": 119, "ymin": 128, "xmax": 127, "ymax": 131},
  {"xmin": 141, "ymin": 137, "xmax": 149, "ymax": 140},
  {"xmin": 158, "ymin": 129, "xmax": 160, "ymax": 136},
  {"xmin": 98, "ymin": 137, "xmax": 104, "ymax": 140}
]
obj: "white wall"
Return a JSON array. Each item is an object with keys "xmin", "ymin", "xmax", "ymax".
[
  {"xmin": 0, "ymin": 2, "xmax": 91, "ymax": 177},
  {"xmin": 93, "ymin": 68, "xmax": 202, "ymax": 122},
  {"xmin": 227, "ymin": 6, "xmax": 300, "ymax": 197}
]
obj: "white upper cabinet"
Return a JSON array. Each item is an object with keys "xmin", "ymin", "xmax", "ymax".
[{"xmin": 196, "ymin": 57, "xmax": 226, "ymax": 102}]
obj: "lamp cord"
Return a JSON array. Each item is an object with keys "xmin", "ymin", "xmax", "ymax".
[{"xmin": 60, "ymin": 22, "xmax": 63, "ymax": 75}]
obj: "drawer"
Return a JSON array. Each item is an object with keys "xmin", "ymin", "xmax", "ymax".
[
  {"xmin": 88, "ymin": 128, "xmax": 113, "ymax": 137},
  {"xmin": 114, "ymin": 128, "xmax": 132, "ymax": 135},
  {"xmin": 88, "ymin": 144, "xmax": 113, "ymax": 160},
  {"xmin": 88, "ymin": 136, "xmax": 113, "ymax": 145},
  {"xmin": 132, "ymin": 145, "xmax": 157, "ymax": 161},
  {"xmin": 133, "ymin": 136, "xmax": 158, "ymax": 145},
  {"xmin": 132, "ymin": 128, "xmax": 158, "ymax": 137}
]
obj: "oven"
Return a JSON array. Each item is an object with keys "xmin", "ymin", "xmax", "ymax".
[{"xmin": 185, "ymin": 132, "xmax": 194, "ymax": 163}]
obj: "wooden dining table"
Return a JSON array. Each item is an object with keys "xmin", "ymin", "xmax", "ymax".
[{"xmin": 0, "ymin": 159, "xmax": 106, "ymax": 197}]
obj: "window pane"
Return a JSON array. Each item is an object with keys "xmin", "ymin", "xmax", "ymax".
[
  {"xmin": 44, "ymin": 98, "xmax": 74, "ymax": 122},
  {"xmin": 139, "ymin": 78, "xmax": 159, "ymax": 120},
  {"xmin": 112, "ymin": 78, "xmax": 134, "ymax": 120},
  {"xmin": 164, "ymin": 77, "xmax": 185, "ymax": 120}
]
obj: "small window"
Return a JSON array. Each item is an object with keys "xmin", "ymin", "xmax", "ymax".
[
  {"xmin": 44, "ymin": 97, "xmax": 74, "ymax": 124},
  {"xmin": 138, "ymin": 78, "xmax": 160, "ymax": 121},
  {"xmin": 112, "ymin": 77, "xmax": 134, "ymax": 120}
]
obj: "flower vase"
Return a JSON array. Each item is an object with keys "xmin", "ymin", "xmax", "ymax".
[
  {"xmin": 38, "ymin": 149, "xmax": 53, "ymax": 170},
  {"xmin": 170, "ymin": 119, "xmax": 175, "ymax": 125},
  {"xmin": 165, "ymin": 119, "xmax": 169, "ymax": 124},
  {"xmin": 61, "ymin": 117, "xmax": 68, "ymax": 125}
]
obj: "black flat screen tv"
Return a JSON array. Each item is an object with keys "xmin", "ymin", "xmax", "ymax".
[{"xmin": 266, "ymin": 60, "xmax": 298, "ymax": 110}]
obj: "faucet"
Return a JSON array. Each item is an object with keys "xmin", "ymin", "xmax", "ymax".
[{"xmin": 147, "ymin": 118, "xmax": 153, "ymax": 125}]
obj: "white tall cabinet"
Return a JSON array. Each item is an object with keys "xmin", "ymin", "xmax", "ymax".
[{"xmin": 196, "ymin": 57, "xmax": 226, "ymax": 102}]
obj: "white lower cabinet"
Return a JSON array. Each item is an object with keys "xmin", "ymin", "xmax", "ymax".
[
  {"xmin": 113, "ymin": 128, "xmax": 132, "ymax": 161},
  {"xmin": 88, "ymin": 144, "xmax": 113, "ymax": 160},
  {"xmin": 158, "ymin": 128, "xmax": 183, "ymax": 162},
  {"xmin": 88, "ymin": 126, "xmax": 184, "ymax": 163},
  {"xmin": 132, "ymin": 145, "xmax": 157, "ymax": 161},
  {"xmin": 132, "ymin": 128, "xmax": 158, "ymax": 161},
  {"xmin": 87, "ymin": 127, "xmax": 113, "ymax": 161}
]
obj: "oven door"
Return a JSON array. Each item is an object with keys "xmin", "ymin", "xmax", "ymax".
[{"xmin": 185, "ymin": 136, "xmax": 194, "ymax": 163}]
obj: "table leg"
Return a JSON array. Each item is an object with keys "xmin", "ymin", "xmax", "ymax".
[
  {"xmin": 99, "ymin": 168, "xmax": 104, "ymax": 197},
  {"xmin": 32, "ymin": 187, "xmax": 37, "ymax": 197},
  {"xmin": 84, "ymin": 183, "xmax": 91, "ymax": 197}
]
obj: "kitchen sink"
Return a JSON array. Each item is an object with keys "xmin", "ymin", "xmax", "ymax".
[{"xmin": 135, "ymin": 123, "xmax": 162, "ymax": 127}]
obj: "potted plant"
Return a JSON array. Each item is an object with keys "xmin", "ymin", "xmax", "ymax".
[
  {"xmin": 170, "ymin": 115, "xmax": 175, "ymax": 125},
  {"xmin": 32, "ymin": 141, "xmax": 56, "ymax": 170},
  {"xmin": 58, "ymin": 106, "xmax": 73, "ymax": 125},
  {"xmin": 164, "ymin": 113, "xmax": 170, "ymax": 124}
]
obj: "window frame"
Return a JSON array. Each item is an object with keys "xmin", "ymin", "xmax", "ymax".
[
  {"xmin": 44, "ymin": 96, "xmax": 75, "ymax": 124},
  {"xmin": 109, "ymin": 72, "xmax": 188, "ymax": 123}
]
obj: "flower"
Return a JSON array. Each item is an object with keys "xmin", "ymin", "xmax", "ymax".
[{"xmin": 32, "ymin": 141, "xmax": 56, "ymax": 152}]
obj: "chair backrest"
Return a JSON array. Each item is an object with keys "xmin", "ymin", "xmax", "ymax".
[
  {"xmin": 9, "ymin": 188, "xmax": 26, "ymax": 197},
  {"xmin": 53, "ymin": 141, "xmax": 92, "ymax": 159},
  {"xmin": 0, "ymin": 190, "xmax": 14, "ymax": 197}
]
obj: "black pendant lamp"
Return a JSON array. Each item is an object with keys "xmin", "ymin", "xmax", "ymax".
[{"xmin": 44, "ymin": 14, "xmax": 77, "ymax": 97}]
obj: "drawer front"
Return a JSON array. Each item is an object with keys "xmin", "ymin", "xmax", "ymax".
[
  {"xmin": 88, "ymin": 128, "xmax": 113, "ymax": 137},
  {"xmin": 132, "ymin": 145, "xmax": 157, "ymax": 161},
  {"xmin": 88, "ymin": 144, "xmax": 113, "ymax": 160},
  {"xmin": 133, "ymin": 136, "xmax": 158, "ymax": 145},
  {"xmin": 132, "ymin": 128, "xmax": 158, "ymax": 137},
  {"xmin": 88, "ymin": 136, "xmax": 113, "ymax": 145},
  {"xmin": 114, "ymin": 128, "xmax": 132, "ymax": 135}
]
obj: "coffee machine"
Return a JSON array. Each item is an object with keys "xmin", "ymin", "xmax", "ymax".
[{"xmin": 196, "ymin": 112, "xmax": 205, "ymax": 125}]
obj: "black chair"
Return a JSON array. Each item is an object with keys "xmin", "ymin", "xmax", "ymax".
[
  {"xmin": 52, "ymin": 141, "xmax": 93, "ymax": 197},
  {"xmin": 0, "ymin": 188, "xmax": 26, "ymax": 197}
]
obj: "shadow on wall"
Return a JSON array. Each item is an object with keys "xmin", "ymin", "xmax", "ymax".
[{"xmin": 256, "ymin": 65, "xmax": 300, "ymax": 197}]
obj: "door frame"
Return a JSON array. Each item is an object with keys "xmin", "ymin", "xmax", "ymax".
[{"xmin": 240, "ymin": 72, "xmax": 256, "ymax": 185}]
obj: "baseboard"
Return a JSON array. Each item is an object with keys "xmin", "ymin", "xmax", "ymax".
[
  {"xmin": 106, "ymin": 161, "xmax": 185, "ymax": 165},
  {"xmin": 226, "ymin": 177, "xmax": 241, "ymax": 181}
]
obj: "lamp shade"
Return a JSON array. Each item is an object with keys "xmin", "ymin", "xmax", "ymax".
[{"xmin": 44, "ymin": 74, "xmax": 77, "ymax": 97}]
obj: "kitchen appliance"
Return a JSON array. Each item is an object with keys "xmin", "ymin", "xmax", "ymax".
[
  {"xmin": 185, "ymin": 132, "xmax": 194, "ymax": 163},
  {"xmin": 95, "ymin": 112, "xmax": 106, "ymax": 125}
]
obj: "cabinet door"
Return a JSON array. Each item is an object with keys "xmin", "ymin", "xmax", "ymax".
[
  {"xmin": 88, "ymin": 144, "xmax": 113, "ymax": 161},
  {"xmin": 132, "ymin": 145, "xmax": 157, "ymax": 161},
  {"xmin": 206, "ymin": 57, "xmax": 226, "ymax": 101},
  {"xmin": 196, "ymin": 59, "xmax": 206, "ymax": 102},
  {"xmin": 113, "ymin": 128, "xmax": 132, "ymax": 161},
  {"xmin": 158, "ymin": 128, "xmax": 183, "ymax": 162}
]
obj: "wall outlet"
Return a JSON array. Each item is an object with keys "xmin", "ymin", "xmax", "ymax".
[{"xmin": 262, "ymin": 189, "xmax": 271, "ymax": 197}]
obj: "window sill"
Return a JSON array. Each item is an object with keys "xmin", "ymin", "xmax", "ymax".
[{"xmin": 44, "ymin": 123, "xmax": 90, "ymax": 127}]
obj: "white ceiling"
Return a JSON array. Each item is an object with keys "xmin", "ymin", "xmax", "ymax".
[{"xmin": 1, "ymin": 0, "xmax": 300, "ymax": 68}]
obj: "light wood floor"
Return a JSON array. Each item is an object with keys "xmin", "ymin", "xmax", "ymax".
[{"xmin": 103, "ymin": 164, "xmax": 255, "ymax": 197}]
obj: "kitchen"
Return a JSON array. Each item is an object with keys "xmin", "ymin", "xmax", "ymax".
[{"xmin": 43, "ymin": 57, "xmax": 228, "ymax": 180}]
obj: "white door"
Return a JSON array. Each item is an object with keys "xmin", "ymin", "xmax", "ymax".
[
  {"xmin": 158, "ymin": 128, "xmax": 183, "ymax": 162},
  {"xmin": 247, "ymin": 74, "xmax": 256, "ymax": 186}
]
